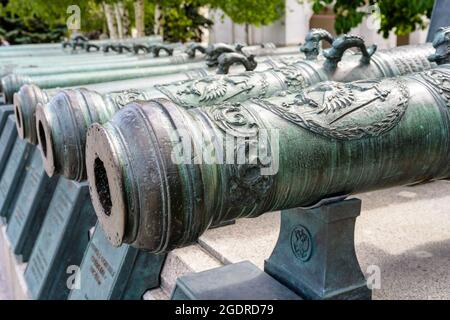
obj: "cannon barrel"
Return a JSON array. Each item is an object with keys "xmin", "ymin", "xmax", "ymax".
[
  {"xmin": 1, "ymin": 44, "xmax": 302, "ymax": 104},
  {"xmin": 0, "ymin": 50, "xmax": 206, "ymax": 79},
  {"xmin": 36, "ymin": 40, "xmax": 438, "ymax": 181},
  {"xmin": 1, "ymin": 42, "xmax": 299, "ymax": 79},
  {"xmin": 3, "ymin": 29, "xmax": 336, "ymax": 103},
  {"xmin": 34, "ymin": 56, "xmax": 296, "ymax": 180},
  {"xmin": 10, "ymin": 28, "xmax": 337, "ymax": 136},
  {"xmin": 13, "ymin": 66, "xmax": 216, "ymax": 143},
  {"xmin": 0, "ymin": 46, "xmax": 164, "ymax": 68},
  {"xmin": 0, "ymin": 36, "xmax": 162, "ymax": 58},
  {"xmin": 85, "ymin": 65, "xmax": 450, "ymax": 251}
]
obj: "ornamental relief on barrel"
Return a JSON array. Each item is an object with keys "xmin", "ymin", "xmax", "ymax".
[
  {"xmin": 419, "ymin": 69, "xmax": 450, "ymax": 108},
  {"xmin": 155, "ymin": 73, "xmax": 268, "ymax": 108},
  {"xmin": 276, "ymin": 65, "xmax": 309, "ymax": 93},
  {"xmin": 109, "ymin": 89, "xmax": 147, "ymax": 108},
  {"xmin": 253, "ymin": 78, "xmax": 410, "ymax": 140},
  {"xmin": 227, "ymin": 141, "xmax": 275, "ymax": 206},
  {"xmin": 205, "ymin": 103, "xmax": 276, "ymax": 205},
  {"xmin": 385, "ymin": 46, "xmax": 434, "ymax": 75}
]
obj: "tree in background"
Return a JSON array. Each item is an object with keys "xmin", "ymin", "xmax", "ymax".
[
  {"xmin": 0, "ymin": 0, "xmax": 105, "ymax": 43},
  {"xmin": 216, "ymin": 0, "xmax": 285, "ymax": 44},
  {"xmin": 151, "ymin": 0, "xmax": 285, "ymax": 43},
  {"xmin": 134, "ymin": 0, "xmax": 145, "ymax": 37},
  {"xmin": 153, "ymin": 0, "xmax": 213, "ymax": 42},
  {"xmin": 0, "ymin": 0, "xmax": 152, "ymax": 43},
  {"xmin": 0, "ymin": 0, "xmax": 288, "ymax": 44},
  {"xmin": 306, "ymin": 0, "xmax": 434, "ymax": 37}
]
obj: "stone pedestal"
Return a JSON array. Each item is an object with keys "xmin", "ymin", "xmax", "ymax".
[
  {"xmin": 172, "ymin": 261, "xmax": 301, "ymax": 300},
  {"xmin": 265, "ymin": 197, "xmax": 371, "ymax": 300}
]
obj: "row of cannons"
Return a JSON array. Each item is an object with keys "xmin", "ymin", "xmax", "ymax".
[{"xmin": 0, "ymin": 27, "xmax": 449, "ymax": 300}]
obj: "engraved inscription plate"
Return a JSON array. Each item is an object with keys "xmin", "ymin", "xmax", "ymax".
[
  {"xmin": 0, "ymin": 105, "xmax": 14, "ymax": 133},
  {"xmin": 0, "ymin": 114, "xmax": 17, "ymax": 177},
  {"xmin": 6, "ymin": 150, "xmax": 59, "ymax": 262},
  {"xmin": 69, "ymin": 225, "xmax": 165, "ymax": 300},
  {"xmin": 0, "ymin": 137, "xmax": 34, "ymax": 223},
  {"xmin": 24, "ymin": 178, "xmax": 97, "ymax": 300}
]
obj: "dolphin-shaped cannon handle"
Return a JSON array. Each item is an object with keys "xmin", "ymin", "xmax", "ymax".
[
  {"xmin": 151, "ymin": 44, "xmax": 174, "ymax": 57},
  {"xmin": 216, "ymin": 52, "xmax": 257, "ymax": 74},
  {"xmin": 132, "ymin": 43, "xmax": 151, "ymax": 55},
  {"xmin": 71, "ymin": 34, "xmax": 89, "ymax": 43},
  {"xmin": 428, "ymin": 26, "xmax": 450, "ymax": 65},
  {"xmin": 112, "ymin": 43, "xmax": 134, "ymax": 54},
  {"xmin": 102, "ymin": 43, "xmax": 114, "ymax": 53},
  {"xmin": 85, "ymin": 43, "xmax": 101, "ymax": 52},
  {"xmin": 185, "ymin": 43, "xmax": 207, "ymax": 58},
  {"xmin": 205, "ymin": 43, "xmax": 246, "ymax": 67},
  {"xmin": 324, "ymin": 34, "xmax": 377, "ymax": 69},
  {"xmin": 62, "ymin": 34, "xmax": 90, "ymax": 51},
  {"xmin": 300, "ymin": 28, "xmax": 334, "ymax": 60}
]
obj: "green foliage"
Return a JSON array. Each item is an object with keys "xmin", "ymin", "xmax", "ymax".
[
  {"xmin": 157, "ymin": 0, "xmax": 213, "ymax": 42},
  {"xmin": 217, "ymin": 0, "xmax": 285, "ymax": 26},
  {"xmin": 151, "ymin": 0, "xmax": 286, "ymax": 42},
  {"xmin": 374, "ymin": 0, "xmax": 433, "ymax": 38},
  {"xmin": 306, "ymin": 0, "xmax": 434, "ymax": 37},
  {"xmin": 1, "ymin": 0, "xmax": 105, "ymax": 38},
  {"xmin": 0, "ymin": 0, "xmax": 292, "ymax": 44},
  {"xmin": 0, "ymin": 2, "xmax": 66, "ymax": 44},
  {"xmin": 143, "ymin": 1, "xmax": 156, "ymax": 35}
]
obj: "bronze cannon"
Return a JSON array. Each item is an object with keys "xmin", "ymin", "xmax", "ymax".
[
  {"xmin": 13, "ymin": 29, "xmax": 336, "ymax": 144},
  {"xmin": 35, "ymin": 33, "xmax": 441, "ymax": 181},
  {"xmin": 85, "ymin": 65, "xmax": 450, "ymax": 251},
  {"xmin": 1, "ymin": 41, "xmax": 303, "ymax": 104}
]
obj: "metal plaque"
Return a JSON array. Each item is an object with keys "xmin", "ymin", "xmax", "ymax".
[
  {"xmin": 6, "ymin": 149, "xmax": 59, "ymax": 262},
  {"xmin": 69, "ymin": 224, "xmax": 165, "ymax": 300},
  {"xmin": 24, "ymin": 178, "xmax": 97, "ymax": 300}
]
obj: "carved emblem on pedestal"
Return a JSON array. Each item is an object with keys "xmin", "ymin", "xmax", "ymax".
[{"xmin": 291, "ymin": 225, "xmax": 312, "ymax": 262}]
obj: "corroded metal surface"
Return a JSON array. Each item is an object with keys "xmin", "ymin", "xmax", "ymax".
[
  {"xmin": 34, "ymin": 57, "xmax": 297, "ymax": 180},
  {"xmin": 85, "ymin": 65, "xmax": 450, "ymax": 251},
  {"xmin": 0, "ymin": 44, "xmax": 302, "ymax": 104},
  {"xmin": 37, "ymin": 38, "xmax": 437, "ymax": 181},
  {"xmin": 10, "ymin": 28, "xmax": 339, "ymax": 143}
]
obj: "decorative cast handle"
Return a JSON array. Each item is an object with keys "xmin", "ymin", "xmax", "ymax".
[
  {"xmin": 152, "ymin": 44, "xmax": 174, "ymax": 57},
  {"xmin": 71, "ymin": 35, "xmax": 89, "ymax": 43},
  {"xmin": 86, "ymin": 43, "xmax": 101, "ymax": 52},
  {"xmin": 185, "ymin": 43, "xmax": 207, "ymax": 58},
  {"xmin": 205, "ymin": 43, "xmax": 246, "ymax": 67},
  {"xmin": 62, "ymin": 39, "xmax": 88, "ymax": 50},
  {"xmin": 112, "ymin": 44, "xmax": 133, "ymax": 54},
  {"xmin": 300, "ymin": 28, "xmax": 334, "ymax": 60},
  {"xmin": 217, "ymin": 52, "xmax": 257, "ymax": 74},
  {"xmin": 62, "ymin": 40, "xmax": 71, "ymax": 49},
  {"xmin": 324, "ymin": 34, "xmax": 377, "ymax": 69},
  {"xmin": 102, "ymin": 43, "xmax": 114, "ymax": 53},
  {"xmin": 428, "ymin": 26, "xmax": 450, "ymax": 65},
  {"xmin": 133, "ymin": 43, "xmax": 151, "ymax": 54}
]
